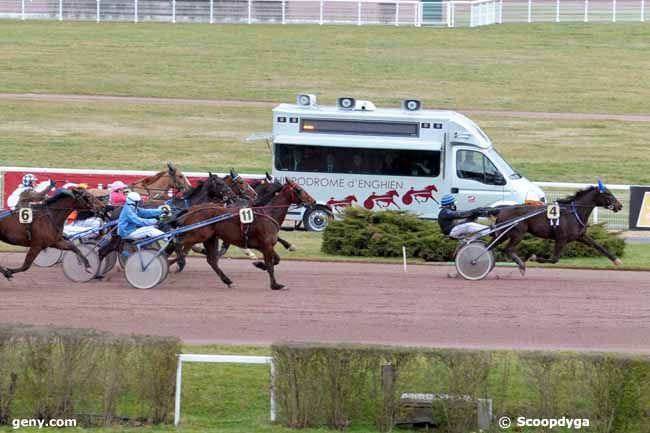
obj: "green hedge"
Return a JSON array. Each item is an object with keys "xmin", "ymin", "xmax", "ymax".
[
  {"xmin": 272, "ymin": 343, "xmax": 650, "ymax": 433},
  {"xmin": 322, "ymin": 208, "xmax": 625, "ymax": 262},
  {"xmin": 0, "ymin": 324, "xmax": 180, "ymax": 426}
]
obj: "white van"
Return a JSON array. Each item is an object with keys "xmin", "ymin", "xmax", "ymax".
[{"xmin": 271, "ymin": 95, "xmax": 545, "ymax": 231}]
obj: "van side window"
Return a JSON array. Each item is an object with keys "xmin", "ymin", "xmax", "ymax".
[
  {"xmin": 456, "ymin": 150, "xmax": 506, "ymax": 186},
  {"xmin": 275, "ymin": 143, "xmax": 441, "ymax": 177}
]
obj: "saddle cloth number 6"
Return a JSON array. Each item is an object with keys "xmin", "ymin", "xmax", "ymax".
[
  {"xmin": 19, "ymin": 208, "xmax": 33, "ymax": 224},
  {"xmin": 239, "ymin": 208, "xmax": 254, "ymax": 224}
]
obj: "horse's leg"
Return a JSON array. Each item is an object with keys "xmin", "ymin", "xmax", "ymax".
[
  {"xmin": 277, "ymin": 237, "xmax": 296, "ymax": 252},
  {"xmin": 503, "ymin": 231, "xmax": 527, "ymax": 276},
  {"xmin": 262, "ymin": 246, "xmax": 284, "ymax": 290},
  {"xmin": 253, "ymin": 250, "xmax": 280, "ymax": 271},
  {"xmin": 217, "ymin": 242, "xmax": 230, "ymax": 257},
  {"xmin": 576, "ymin": 234, "xmax": 622, "ymax": 265},
  {"xmin": 5, "ymin": 246, "xmax": 44, "ymax": 278},
  {"xmin": 531, "ymin": 239, "xmax": 567, "ymax": 264},
  {"xmin": 50, "ymin": 239, "xmax": 91, "ymax": 269},
  {"xmin": 204, "ymin": 237, "xmax": 233, "ymax": 287}
]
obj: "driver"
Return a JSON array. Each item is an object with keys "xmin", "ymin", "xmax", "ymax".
[
  {"xmin": 117, "ymin": 192, "xmax": 165, "ymax": 240},
  {"xmin": 8, "ymin": 173, "xmax": 56, "ymax": 210},
  {"xmin": 438, "ymin": 194, "xmax": 492, "ymax": 239}
]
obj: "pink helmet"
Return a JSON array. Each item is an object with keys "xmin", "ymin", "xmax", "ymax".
[{"xmin": 110, "ymin": 181, "xmax": 127, "ymax": 192}]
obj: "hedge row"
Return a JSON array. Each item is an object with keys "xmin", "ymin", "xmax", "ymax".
[
  {"xmin": 0, "ymin": 324, "xmax": 180, "ymax": 426},
  {"xmin": 322, "ymin": 208, "xmax": 625, "ymax": 261},
  {"xmin": 272, "ymin": 343, "xmax": 650, "ymax": 433}
]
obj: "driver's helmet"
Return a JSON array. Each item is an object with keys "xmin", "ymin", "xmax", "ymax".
[
  {"xmin": 440, "ymin": 194, "xmax": 456, "ymax": 207},
  {"xmin": 22, "ymin": 173, "xmax": 37, "ymax": 187},
  {"xmin": 126, "ymin": 191, "xmax": 142, "ymax": 206}
]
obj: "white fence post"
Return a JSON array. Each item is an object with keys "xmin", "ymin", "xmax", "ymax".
[
  {"xmin": 247, "ymin": 0, "xmax": 251, "ymax": 24},
  {"xmin": 584, "ymin": 0, "xmax": 588, "ymax": 21},
  {"xmin": 319, "ymin": 0, "xmax": 323, "ymax": 24},
  {"xmin": 527, "ymin": 0, "xmax": 532, "ymax": 22},
  {"xmin": 96, "ymin": 0, "xmax": 100, "ymax": 22},
  {"xmin": 395, "ymin": 0, "xmax": 399, "ymax": 26},
  {"xmin": 281, "ymin": 0, "xmax": 285, "ymax": 23},
  {"xmin": 452, "ymin": 1, "xmax": 455, "ymax": 26},
  {"xmin": 172, "ymin": 0, "xmax": 176, "ymax": 22},
  {"xmin": 357, "ymin": 0, "xmax": 361, "ymax": 25},
  {"xmin": 269, "ymin": 359, "xmax": 277, "ymax": 422},
  {"xmin": 556, "ymin": 0, "xmax": 560, "ymax": 21},
  {"xmin": 612, "ymin": 0, "xmax": 616, "ymax": 21},
  {"xmin": 174, "ymin": 356, "xmax": 183, "ymax": 426},
  {"xmin": 642, "ymin": 0, "xmax": 645, "ymax": 21},
  {"xmin": 134, "ymin": 0, "xmax": 138, "ymax": 22},
  {"xmin": 469, "ymin": 2, "xmax": 474, "ymax": 26},
  {"xmin": 209, "ymin": 0, "xmax": 213, "ymax": 23},
  {"xmin": 21, "ymin": 0, "xmax": 25, "ymax": 20},
  {"xmin": 499, "ymin": 0, "xmax": 503, "ymax": 23},
  {"xmin": 593, "ymin": 206, "xmax": 599, "ymax": 224},
  {"xmin": 59, "ymin": 0, "xmax": 63, "ymax": 20}
]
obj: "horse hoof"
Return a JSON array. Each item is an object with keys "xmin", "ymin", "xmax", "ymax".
[
  {"xmin": 614, "ymin": 258, "xmax": 623, "ymax": 266},
  {"xmin": 271, "ymin": 284, "xmax": 285, "ymax": 290},
  {"xmin": 253, "ymin": 261, "xmax": 267, "ymax": 271},
  {"xmin": 446, "ymin": 273, "xmax": 458, "ymax": 279},
  {"xmin": 288, "ymin": 245, "xmax": 297, "ymax": 252},
  {"xmin": 528, "ymin": 254, "xmax": 537, "ymax": 262},
  {"xmin": 519, "ymin": 267, "xmax": 526, "ymax": 277},
  {"xmin": 3, "ymin": 272, "xmax": 12, "ymax": 281}
]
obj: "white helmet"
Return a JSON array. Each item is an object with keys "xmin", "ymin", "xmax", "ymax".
[
  {"xmin": 22, "ymin": 173, "xmax": 37, "ymax": 187},
  {"xmin": 126, "ymin": 191, "xmax": 142, "ymax": 205}
]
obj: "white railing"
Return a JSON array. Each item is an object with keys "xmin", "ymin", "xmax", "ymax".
[
  {"xmin": 0, "ymin": 0, "xmax": 645, "ymax": 24},
  {"xmin": 174, "ymin": 354, "xmax": 275, "ymax": 427}
]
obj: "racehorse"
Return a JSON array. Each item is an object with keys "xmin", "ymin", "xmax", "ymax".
[
  {"xmin": 171, "ymin": 179, "xmax": 316, "ymax": 290},
  {"xmin": 129, "ymin": 163, "xmax": 192, "ymax": 200},
  {"xmin": 0, "ymin": 188, "xmax": 105, "ymax": 280},
  {"xmin": 491, "ymin": 182, "xmax": 623, "ymax": 275},
  {"xmin": 223, "ymin": 169, "xmax": 257, "ymax": 203}
]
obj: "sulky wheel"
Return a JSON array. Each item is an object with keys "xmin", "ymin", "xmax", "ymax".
[
  {"xmin": 454, "ymin": 241, "xmax": 494, "ymax": 281},
  {"xmin": 34, "ymin": 248, "xmax": 63, "ymax": 267},
  {"xmin": 62, "ymin": 243, "xmax": 101, "ymax": 283},
  {"xmin": 124, "ymin": 249, "xmax": 168, "ymax": 290}
]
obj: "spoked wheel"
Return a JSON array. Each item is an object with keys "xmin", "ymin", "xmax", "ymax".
[
  {"xmin": 455, "ymin": 241, "xmax": 495, "ymax": 281},
  {"xmin": 62, "ymin": 243, "xmax": 101, "ymax": 283},
  {"xmin": 97, "ymin": 251, "xmax": 118, "ymax": 277},
  {"xmin": 34, "ymin": 248, "xmax": 63, "ymax": 267},
  {"xmin": 124, "ymin": 250, "xmax": 168, "ymax": 290}
]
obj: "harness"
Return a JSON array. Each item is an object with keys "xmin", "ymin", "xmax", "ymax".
[{"xmin": 570, "ymin": 201, "xmax": 586, "ymax": 229}]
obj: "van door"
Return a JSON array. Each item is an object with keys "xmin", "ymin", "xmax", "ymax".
[{"xmin": 451, "ymin": 148, "xmax": 506, "ymax": 209}]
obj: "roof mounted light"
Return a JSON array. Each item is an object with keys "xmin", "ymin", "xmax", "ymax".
[
  {"xmin": 402, "ymin": 99, "xmax": 422, "ymax": 111},
  {"xmin": 297, "ymin": 93, "xmax": 317, "ymax": 107},
  {"xmin": 336, "ymin": 97, "xmax": 355, "ymax": 110}
]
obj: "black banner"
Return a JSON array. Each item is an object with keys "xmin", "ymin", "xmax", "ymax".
[{"xmin": 629, "ymin": 186, "xmax": 650, "ymax": 231}]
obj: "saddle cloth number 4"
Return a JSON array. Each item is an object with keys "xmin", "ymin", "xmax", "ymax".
[
  {"xmin": 547, "ymin": 204, "xmax": 560, "ymax": 220},
  {"xmin": 19, "ymin": 208, "xmax": 33, "ymax": 224},
  {"xmin": 239, "ymin": 208, "xmax": 254, "ymax": 224}
]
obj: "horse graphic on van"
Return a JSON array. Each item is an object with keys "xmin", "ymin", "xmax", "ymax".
[
  {"xmin": 326, "ymin": 195, "xmax": 358, "ymax": 213},
  {"xmin": 363, "ymin": 190, "xmax": 401, "ymax": 210},
  {"xmin": 402, "ymin": 184, "xmax": 439, "ymax": 205}
]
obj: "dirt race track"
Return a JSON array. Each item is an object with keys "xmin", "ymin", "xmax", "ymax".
[{"xmin": 1, "ymin": 253, "xmax": 649, "ymax": 352}]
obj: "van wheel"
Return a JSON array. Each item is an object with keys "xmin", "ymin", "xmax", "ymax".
[{"xmin": 303, "ymin": 206, "xmax": 332, "ymax": 232}]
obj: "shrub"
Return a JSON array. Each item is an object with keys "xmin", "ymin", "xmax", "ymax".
[
  {"xmin": 272, "ymin": 343, "xmax": 650, "ymax": 432},
  {"xmin": 322, "ymin": 208, "xmax": 625, "ymax": 261},
  {"xmin": 0, "ymin": 324, "xmax": 180, "ymax": 426}
]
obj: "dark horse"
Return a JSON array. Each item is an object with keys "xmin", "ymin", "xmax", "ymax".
[
  {"xmin": 171, "ymin": 179, "xmax": 316, "ymax": 290},
  {"xmin": 492, "ymin": 182, "xmax": 623, "ymax": 275},
  {"xmin": 0, "ymin": 188, "xmax": 105, "ymax": 280}
]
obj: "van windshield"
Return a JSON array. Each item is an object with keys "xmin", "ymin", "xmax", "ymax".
[
  {"xmin": 488, "ymin": 148, "xmax": 521, "ymax": 179},
  {"xmin": 275, "ymin": 143, "xmax": 441, "ymax": 177}
]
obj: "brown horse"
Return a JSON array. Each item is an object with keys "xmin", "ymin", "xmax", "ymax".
[
  {"xmin": 129, "ymin": 163, "xmax": 192, "ymax": 200},
  {"xmin": 223, "ymin": 169, "xmax": 257, "ymax": 203},
  {"xmin": 491, "ymin": 183, "xmax": 623, "ymax": 275},
  {"xmin": 172, "ymin": 179, "xmax": 316, "ymax": 290},
  {"xmin": 0, "ymin": 188, "xmax": 105, "ymax": 280}
]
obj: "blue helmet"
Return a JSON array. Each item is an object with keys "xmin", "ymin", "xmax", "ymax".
[{"xmin": 440, "ymin": 194, "xmax": 456, "ymax": 206}]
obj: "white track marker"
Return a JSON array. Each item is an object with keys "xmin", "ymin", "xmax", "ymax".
[{"xmin": 402, "ymin": 246, "xmax": 407, "ymax": 273}]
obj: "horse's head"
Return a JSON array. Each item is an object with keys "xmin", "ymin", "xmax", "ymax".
[
  {"xmin": 206, "ymin": 173, "xmax": 237, "ymax": 203},
  {"xmin": 284, "ymin": 179, "xmax": 316, "ymax": 207},
  {"xmin": 347, "ymin": 195, "xmax": 358, "ymax": 203},
  {"xmin": 225, "ymin": 169, "xmax": 257, "ymax": 202},
  {"xmin": 167, "ymin": 163, "xmax": 192, "ymax": 192},
  {"xmin": 594, "ymin": 181, "xmax": 623, "ymax": 212},
  {"xmin": 389, "ymin": 190, "xmax": 399, "ymax": 197},
  {"xmin": 70, "ymin": 187, "xmax": 106, "ymax": 213}
]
